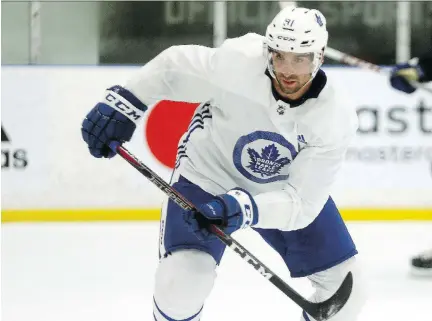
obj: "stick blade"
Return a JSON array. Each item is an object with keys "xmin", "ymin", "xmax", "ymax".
[{"xmin": 305, "ymin": 271, "xmax": 353, "ymax": 321}]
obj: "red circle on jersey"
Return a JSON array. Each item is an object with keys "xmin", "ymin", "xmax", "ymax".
[{"xmin": 145, "ymin": 101, "xmax": 199, "ymax": 168}]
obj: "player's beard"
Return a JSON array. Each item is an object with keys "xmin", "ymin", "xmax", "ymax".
[{"xmin": 274, "ymin": 73, "xmax": 311, "ymax": 95}]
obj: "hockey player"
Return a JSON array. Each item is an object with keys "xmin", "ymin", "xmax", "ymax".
[
  {"xmin": 81, "ymin": 7, "xmax": 366, "ymax": 320},
  {"xmin": 390, "ymin": 53, "xmax": 432, "ymax": 276}
]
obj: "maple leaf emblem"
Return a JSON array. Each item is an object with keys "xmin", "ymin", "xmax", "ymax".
[{"xmin": 246, "ymin": 144, "xmax": 291, "ymax": 177}]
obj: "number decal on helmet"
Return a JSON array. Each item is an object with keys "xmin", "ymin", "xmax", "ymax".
[{"xmin": 283, "ymin": 19, "xmax": 295, "ymax": 30}]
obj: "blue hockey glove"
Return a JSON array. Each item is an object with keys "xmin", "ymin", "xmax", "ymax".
[
  {"xmin": 390, "ymin": 59, "xmax": 425, "ymax": 94},
  {"xmin": 81, "ymin": 85, "xmax": 147, "ymax": 158},
  {"xmin": 184, "ymin": 188, "xmax": 259, "ymax": 241}
]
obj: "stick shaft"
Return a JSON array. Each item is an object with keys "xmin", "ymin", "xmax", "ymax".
[{"xmin": 324, "ymin": 47, "xmax": 432, "ymax": 95}]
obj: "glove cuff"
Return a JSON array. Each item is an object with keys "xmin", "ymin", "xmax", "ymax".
[
  {"xmin": 103, "ymin": 86, "xmax": 147, "ymax": 123},
  {"xmin": 226, "ymin": 188, "xmax": 259, "ymax": 228}
]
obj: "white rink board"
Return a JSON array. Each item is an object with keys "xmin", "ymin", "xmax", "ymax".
[{"xmin": 1, "ymin": 66, "xmax": 431, "ymax": 211}]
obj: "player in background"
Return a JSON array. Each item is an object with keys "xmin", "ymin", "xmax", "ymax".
[
  {"xmin": 390, "ymin": 53, "xmax": 432, "ymax": 94},
  {"xmin": 390, "ymin": 53, "xmax": 432, "ymax": 276},
  {"xmin": 81, "ymin": 7, "xmax": 366, "ymax": 320}
]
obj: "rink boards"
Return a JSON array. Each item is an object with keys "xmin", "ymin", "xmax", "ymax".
[{"xmin": 2, "ymin": 66, "xmax": 432, "ymax": 222}]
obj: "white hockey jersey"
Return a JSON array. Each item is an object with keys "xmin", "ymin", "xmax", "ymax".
[{"xmin": 125, "ymin": 33, "xmax": 358, "ymax": 231}]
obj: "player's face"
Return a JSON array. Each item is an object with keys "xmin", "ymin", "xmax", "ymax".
[{"xmin": 271, "ymin": 51, "xmax": 315, "ymax": 94}]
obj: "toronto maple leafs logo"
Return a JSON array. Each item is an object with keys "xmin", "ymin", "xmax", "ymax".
[
  {"xmin": 233, "ymin": 131, "xmax": 298, "ymax": 184},
  {"xmin": 247, "ymin": 144, "xmax": 290, "ymax": 177}
]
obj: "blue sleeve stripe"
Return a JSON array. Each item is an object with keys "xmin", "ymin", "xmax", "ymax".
[{"xmin": 174, "ymin": 101, "xmax": 213, "ymax": 168}]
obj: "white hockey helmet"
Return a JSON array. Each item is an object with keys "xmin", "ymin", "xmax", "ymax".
[{"xmin": 265, "ymin": 7, "xmax": 328, "ymax": 79}]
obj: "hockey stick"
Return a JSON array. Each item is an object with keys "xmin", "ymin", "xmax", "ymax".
[
  {"xmin": 109, "ymin": 141, "xmax": 353, "ymax": 321},
  {"xmin": 326, "ymin": 48, "xmax": 432, "ymax": 95},
  {"xmin": 324, "ymin": 47, "xmax": 432, "ymax": 95}
]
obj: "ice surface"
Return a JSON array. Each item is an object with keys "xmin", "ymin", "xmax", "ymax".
[{"xmin": 2, "ymin": 222, "xmax": 432, "ymax": 321}]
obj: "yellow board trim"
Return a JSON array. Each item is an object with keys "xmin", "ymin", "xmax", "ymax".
[
  {"xmin": 2, "ymin": 208, "xmax": 432, "ymax": 223},
  {"xmin": 1, "ymin": 209, "xmax": 161, "ymax": 223},
  {"xmin": 340, "ymin": 209, "xmax": 432, "ymax": 221}
]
